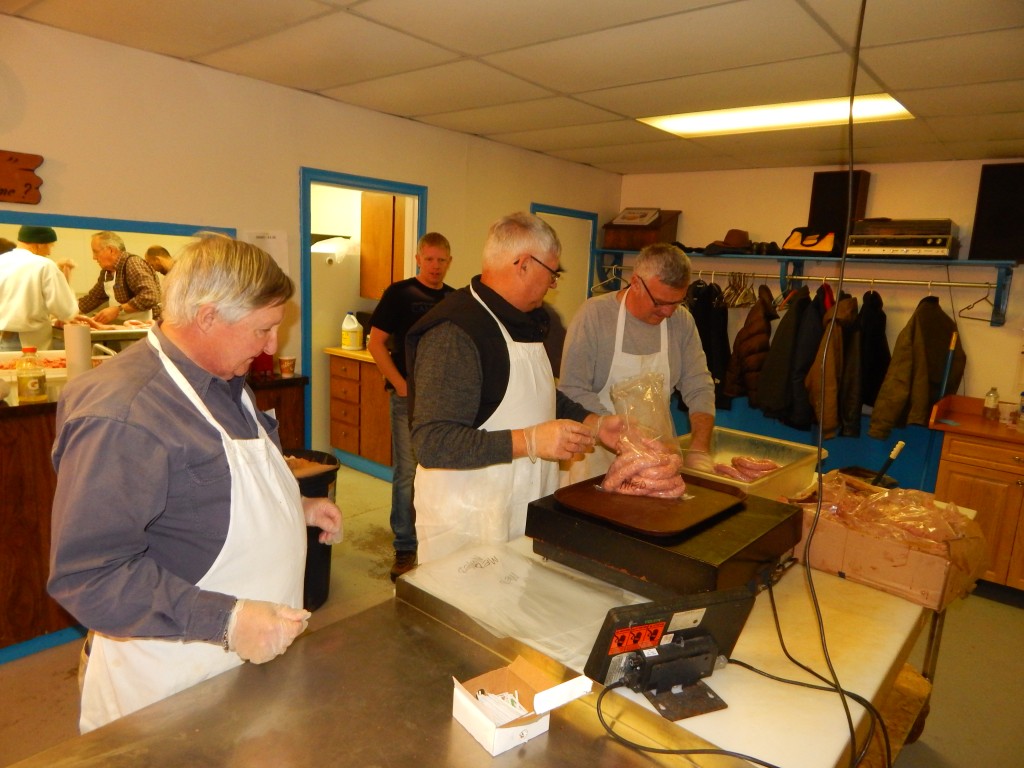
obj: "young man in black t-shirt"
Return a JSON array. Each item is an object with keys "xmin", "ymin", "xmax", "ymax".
[{"xmin": 367, "ymin": 232, "xmax": 455, "ymax": 580}]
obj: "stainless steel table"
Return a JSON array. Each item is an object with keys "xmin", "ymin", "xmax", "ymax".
[{"xmin": 10, "ymin": 598, "xmax": 723, "ymax": 767}]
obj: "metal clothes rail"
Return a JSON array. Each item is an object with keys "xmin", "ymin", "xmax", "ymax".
[{"xmin": 592, "ymin": 250, "xmax": 1016, "ymax": 326}]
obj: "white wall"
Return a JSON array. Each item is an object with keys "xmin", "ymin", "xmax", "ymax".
[
  {"xmin": 621, "ymin": 162, "xmax": 1024, "ymax": 403},
  {"xmin": 0, "ymin": 16, "xmax": 621, "ymax": 451}
]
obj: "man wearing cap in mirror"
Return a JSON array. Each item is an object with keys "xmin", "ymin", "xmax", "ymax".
[
  {"xmin": 78, "ymin": 231, "xmax": 162, "ymax": 323},
  {"xmin": 0, "ymin": 225, "xmax": 79, "ymax": 351}
]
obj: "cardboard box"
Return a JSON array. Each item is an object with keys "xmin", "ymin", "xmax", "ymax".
[
  {"xmin": 452, "ymin": 656, "xmax": 592, "ymax": 756},
  {"xmin": 794, "ymin": 503, "xmax": 987, "ymax": 612}
]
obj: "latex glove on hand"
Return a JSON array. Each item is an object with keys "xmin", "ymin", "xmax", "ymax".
[
  {"xmin": 227, "ymin": 599, "xmax": 311, "ymax": 664},
  {"xmin": 303, "ymin": 496, "xmax": 343, "ymax": 544},
  {"xmin": 683, "ymin": 449, "xmax": 715, "ymax": 473}
]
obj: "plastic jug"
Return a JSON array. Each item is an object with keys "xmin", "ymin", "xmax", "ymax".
[{"xmin": 341, "ymin": 312, "xmax": 364, "ymax": 350}]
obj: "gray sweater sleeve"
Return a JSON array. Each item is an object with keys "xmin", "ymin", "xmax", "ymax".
[{"xmin": 411, "ymin": 322, "xmax": 513, "ymax": 469}]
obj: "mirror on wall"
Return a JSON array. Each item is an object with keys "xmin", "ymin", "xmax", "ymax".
[{"xmin": 0, "ymin": 211, "xmax": 234, "ymax": 298}]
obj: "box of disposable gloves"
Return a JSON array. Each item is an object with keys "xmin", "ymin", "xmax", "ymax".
[{"xmin": 452, "ymin": 656, "xmax": 591, "ymax": 756}]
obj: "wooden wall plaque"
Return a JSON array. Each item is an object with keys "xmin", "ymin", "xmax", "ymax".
[{"xmin": 0, "ymin": 150, "xmax": 43, "ymax": 205}]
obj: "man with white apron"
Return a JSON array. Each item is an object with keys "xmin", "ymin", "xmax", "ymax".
[
  {"xmin": 78, "ymin": 330, "xmax": 307, "ymax": 732},
  {"xmin": 562, "ymin": 285, "xmax": 672, "ymax": 484},
  {"xmin": 559, "ymin": 243, "xmax": 717, "ymax": 482},
  {"xmin": 407, "ymin": 213, "xmax": 619, "ymax": 565},
  {"xmin": 50, "ymin": 234, "xmax": 341, "ymax": 733}
]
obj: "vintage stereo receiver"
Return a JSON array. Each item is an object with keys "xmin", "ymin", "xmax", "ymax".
[{"xmin": 847, "ymin": 218, "xmax": 959, "ymax": 259}]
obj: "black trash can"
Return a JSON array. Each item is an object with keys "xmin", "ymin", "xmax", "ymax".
[{"xmin": 285, "ymin": 449, "xmax": 340, "ymax": 611}]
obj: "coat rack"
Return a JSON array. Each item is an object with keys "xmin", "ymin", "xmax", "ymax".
[{"xmin": 592, "ymin": 250, "xmax": 1015, "ymax": 326}]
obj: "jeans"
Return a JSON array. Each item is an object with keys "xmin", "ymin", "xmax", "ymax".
[{"xmin": 389, "ymin": 392, "xmax": 418, "ymax": 553}]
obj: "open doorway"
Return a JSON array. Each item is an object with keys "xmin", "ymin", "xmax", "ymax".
[
  {"xmin": 300, "ymin": 168, "xmax": 426, "ymax": 456},
  {"xmin": 530, "ymin": 204, "xmax": 598, "ymax": 376}
]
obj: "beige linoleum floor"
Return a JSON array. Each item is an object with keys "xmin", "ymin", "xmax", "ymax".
[{"xmin": 2, "ymin": 466, "xmax": 1023, "ymax": 767}]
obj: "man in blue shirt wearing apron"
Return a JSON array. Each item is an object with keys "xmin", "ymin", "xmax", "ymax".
[{"xmin": 50, "ymin": 233, "xmax": 342, "ymax": 733}]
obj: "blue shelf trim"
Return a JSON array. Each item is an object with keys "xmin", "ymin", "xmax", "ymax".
[
  {"xmin": 0, "ymin": 625, "xmax": 87, "ymax": 666},
  {"xmin": 332, "ymin": 448, "xmax": 393, "ymax": 482}
]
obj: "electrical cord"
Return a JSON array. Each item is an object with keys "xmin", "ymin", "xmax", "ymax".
[
  {"xmin": 729, "ymin": 574, "xmax": 893, "ymax": 768},
  {"xmin": 805, "ymin": 0, "xmax": 871, "ymax": 765},
  {"xmin": 594, "ymin": 682, "xmax": 786, "ymax": 768}
]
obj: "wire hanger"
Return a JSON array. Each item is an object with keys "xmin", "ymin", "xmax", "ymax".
[
  {"xmin": 958, "ymin": 284, "xmax": 995, "ymax": 322},
  {"xmin": 591, "ymin": 264, "xmax": 625, "ymax": 292}
]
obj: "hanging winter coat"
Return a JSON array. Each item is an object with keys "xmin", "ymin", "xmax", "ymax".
[
  {"xmin": 758, "ymin": 285, "xmax": 811, "ymax": 418},
  {"xmin": 685, "ymin": 280, "xmax": 732, "ymax": 409},
  {"xmin": 868, "ymin": 296, "xmax": 965, "ymax": 439},
  {"xmin": 723, "ymin": 284, "xmax": 778, "ymax": 407},
  {"xmin": 859, "ymin": 290, "xmax": 891, "ymax": 407},
  {"xmin": 784, "ymin": 284, "xmax": 832, "ymax": 430},
  {"xmin": 805, "ymin": 294, "xmax": 861, "ymax": 439}
]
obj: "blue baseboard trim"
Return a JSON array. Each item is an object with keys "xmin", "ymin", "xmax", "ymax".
[
  {"xmin": 333, "ymin": 449, "xmax": 393, "ymax": 482},
  {"xmin": 0, "ymin": 625, "xmax": 87, "ymax": 666}
]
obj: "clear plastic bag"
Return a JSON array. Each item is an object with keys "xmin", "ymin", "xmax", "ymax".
[{"xmin": 609, "ymin": 372, "xmax": 682, "ymax": 460}]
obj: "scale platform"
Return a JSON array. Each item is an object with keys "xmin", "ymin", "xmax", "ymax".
[{"xmin": 526, "ymin": 472, "xmax": 801, "ymax": 600}]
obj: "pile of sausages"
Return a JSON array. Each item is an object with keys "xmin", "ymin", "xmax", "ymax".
[
  {"xmin": 713, "ymin": 456, "xmax": 782, "ymax": 482},
  {"xmin": 601, "ymin": 439, "xmax": 686, "ymax": 499}
]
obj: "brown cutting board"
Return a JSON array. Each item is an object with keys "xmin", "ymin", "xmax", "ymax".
[{"xmin": 553, "ymin": 473, "xmax": 746, "ymax": 537}]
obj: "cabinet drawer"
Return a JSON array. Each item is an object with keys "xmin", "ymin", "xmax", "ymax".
[
  {"xmin": 330, "ymin": 419, "xmax": 359, "ymax": 454},
  {"xmin": 330, "ymin": 356, "xmax": 361, "ymax": 382},
  {"xmin": 330, "ymin": 376, "xmax": 360, "ymax": 403},
  {"xmin": 330, "ymin": 397, "xmax": 359, "ymax": 427},
  {"xmin": 941, "ymin": 434, "xmax": 1024, "ymax": 475}
]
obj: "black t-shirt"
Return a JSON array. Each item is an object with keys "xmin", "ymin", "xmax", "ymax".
[{"xmin": 369, "ymin": 277, "xmax": 454, "ymax": 379}]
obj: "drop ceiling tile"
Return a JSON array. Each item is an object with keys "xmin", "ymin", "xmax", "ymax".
[
  {"xmin": 483, "ymin": 0, "xmax": 840, "ymax": 93},
  {"xmin": 579, "ymin": 54, "xmax": 884, "ymax": 118},
  {"xmin": 552, "ymin": 138, "xmax": 714, "ymax": 166},
  {"xmin": 419, "ymin": 98, "xmax": 620, "ymax": 135},
  {"xmin": 321, "ymin": 60, "xmax": 550, "ymax": 116},
  {"xmin": 896, "ymin": 80, "xmax": 1024, "ymax": 117},
  {"xmin": 926, "ymin": 113, "xmax": 1024, "ymax": 142},
  {"xmin": 197, "ymin": 12, "xmax": 457, "ymax": 91},
  {"xmin": 351, "ymin": 0, "xmax": 730, "ymax": 56},
  {"xmin": 808, "ymin": 0, "xmax": 1024, "ymax": 48},
  {"xmin": 941, "ymin": 138, "xmax": 1024, "ymax": 160},
  {"xmin": 490, "ymin": 120, "xmax": 671, "ymax": 151},
  {"xmin": 860, "ymin": 28, "xmax": 1024, "ymax": 90},
  {"xmin": 12, "ymin": 0, "xmax": 334, "ymax": 59}
]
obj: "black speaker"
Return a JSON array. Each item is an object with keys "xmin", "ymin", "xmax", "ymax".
[
  {"xmin": 969, "ymin": 162, "xmax": 1024, "ymax": 262},
  {"xmin": 807, "ymin": 170, "xmax": 871, "ymax": 254}
]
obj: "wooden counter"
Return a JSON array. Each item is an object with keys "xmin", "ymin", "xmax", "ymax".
[
  {"xmin": 0, "ymin": 402, "xmax": 76, "ymax": 648},
  {"xmin": 930, "ymin": 395, "xmax": 1024, "ymax": 588}
]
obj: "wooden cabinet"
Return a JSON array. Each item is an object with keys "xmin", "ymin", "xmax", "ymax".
[
  {"xmin": 249, "ymin": 374, "xmax": 308, "ymax": 451},
  {"xmin": 359, "ymin": 191, "xmax": 407, "ymax": 299},
  {"xmin": 328, "ymin": 352, "xmax": 391, "ymax": 466},
  {"xmin": 0, "ymin": 404, "xmax": 77, "ymax": 649},
  {"xmin": 932, "ymin": 396, "xmax": 1024, "ymax": 590}
]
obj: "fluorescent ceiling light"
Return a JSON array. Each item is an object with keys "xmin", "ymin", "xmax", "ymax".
[{"xmin": 640, "ymin": 94, "xmax": 912, "ymax": 137}]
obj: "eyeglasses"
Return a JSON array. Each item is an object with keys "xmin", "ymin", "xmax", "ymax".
[
  {"xmin": 636, "ymin": 275, "xmax": 684, "ymax": 309},
  {"xmin": 518, "ymin": 254, "xmax": 563, "ymax": 287}
]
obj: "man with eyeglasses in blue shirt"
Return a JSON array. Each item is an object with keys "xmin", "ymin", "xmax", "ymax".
[{"xmin": 558, "ymin": 242, "xmax": 716, "ymax": 483}]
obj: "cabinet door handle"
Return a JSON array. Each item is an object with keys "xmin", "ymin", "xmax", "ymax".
[
  {"xmin": 1018, "ymin": 479, "xmax": 1024, "ymax": 486},
  {"xmin": 1016, "ymin": 456, "xmax": 1024, "ymax": 463}
]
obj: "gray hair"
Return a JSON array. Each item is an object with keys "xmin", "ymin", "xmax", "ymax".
[
  {"xmin": 634, "ymin": 243, "xmax": 691, "ymax": 289},
  {"xmin": 93, "ymin": 231, "xmax": 126, "ymax": 253},
  {"xmin": 482, "ymin": 212, "xmax": 560, "ymax": 269},
  {"xmin": 162, "ymin": 232, "xmax": 293, "ymax": 325}
]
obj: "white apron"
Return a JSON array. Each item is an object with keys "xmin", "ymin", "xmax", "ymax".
[
  {"xmin": 103, "ymin": 273, "xmax": 152, "ymax": 322},
  {"xmin": 79, "ymin": 329, "xmax": 306, "ymax": 733},
  {"xmin": 563, "ymin": 288, "xmax": 671, "ymax": 485},
  {"xmin": 414, "ymin": 286, "xmax": 558, "ymax": 565}
]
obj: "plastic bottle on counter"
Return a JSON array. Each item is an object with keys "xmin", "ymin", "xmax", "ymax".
[
  {"xmin": 16, "ymin": 346, "xmax": 48, "ymax": 404},
  {"xmin": 982, "ymin": 387, "xmax": 1000, "ymax": 421},
  {"xmin": 341, "ymin": 312, "xmax": 363, "ymax": 351}
]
